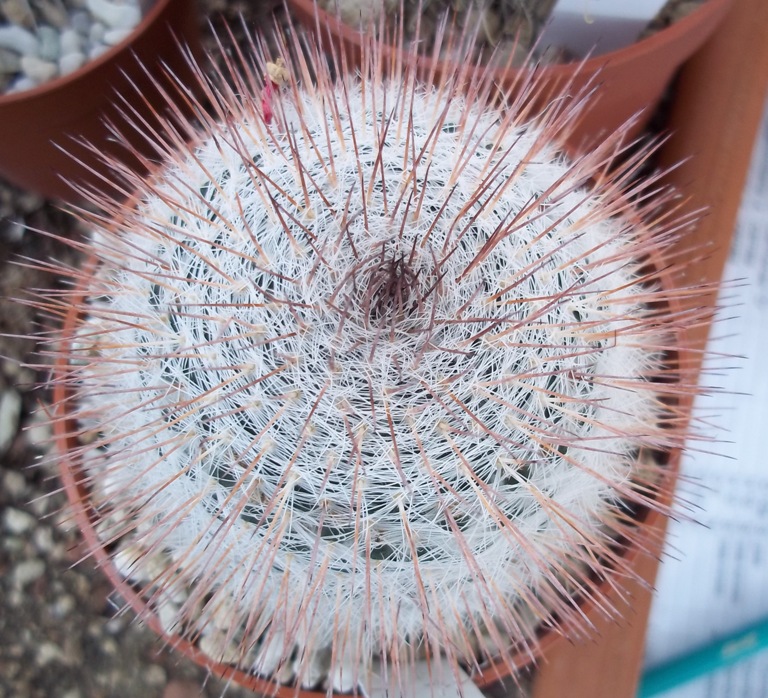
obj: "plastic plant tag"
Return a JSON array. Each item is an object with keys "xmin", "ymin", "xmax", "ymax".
[
  {"xmin": 360, "ymin": 657, "xmax": 486, "ymax": 698},
  {"xmin": 538, "ymin": 0, "xmax": 669, "ymax": 58}
]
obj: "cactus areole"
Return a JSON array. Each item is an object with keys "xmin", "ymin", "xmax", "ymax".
[{"xmin": 50, "ymin": 20, "xmax": 701, "ymax": 698}]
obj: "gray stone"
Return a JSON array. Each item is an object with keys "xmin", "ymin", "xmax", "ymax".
[
  {"xmin": 58, "ymin": 50, "xmax": 85, "ymax": 74},
  {"xmin": 31, "ymin": 0, "xmax": 70, "ymax": 28},
  {"xmin": 1, "ymin": 0, "xmax": 35, "ymax": 27},
  {"xmin": 12, "ymin": 558, "xmax": 45, "ymax": 588},
  {"xmin": 87, "ymin": 42, "xmax": 107, "ymax": 60},
  {"xmin": 3, "ymin": 507, "xmax": 36, "ymax": 535},
  {"xmin": 20, "ymin": 53, "xmax": 57, "ymax": 83},
  {"xmin": 59, "ymin": 27, "xmax": 82, "ymax": 54},
  {"xmin": 69, "ymin": 9, "xmax": 91, "ymax": 35},
  {"xmin": 0, "ymin": 24, "xmax": 39, "ymax": 56},
  {"xmin": 103, "ymin": 26, "xmax": 131, "ymax": 46},
  {"xmin": 85, "ymin": 0, "xmax": 140, "ymax": 30},
  {"xmin": 0, "ymin": 46, "xmax": 21, "ymax": 74},
  {"xmin": 35, "ymin": 641, "xmax": 66, "ymax": 667},
  {"xmin": 36, "ymin": 24, "xmax": 61, "ymax": 62},
  {"xmin": 0, "ymin": 389, "xmax": 22, "ymax": 454},
  {"xmin": 88, "ymin": 19, "xmax": 104, "ymax": 44},
  {"xmin": 2, "ymin": 469, "xmax": 27, "ymax": 498}
]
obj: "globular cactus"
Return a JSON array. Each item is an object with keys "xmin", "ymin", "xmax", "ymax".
[{"xmin": 46, "ymin": 16, "xmax": 706, "ymax": 697}]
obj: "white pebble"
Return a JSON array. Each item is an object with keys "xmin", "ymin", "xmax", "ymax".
[
  {"xmin": 51, "ymin": 594, "xmax": 76, "ymax": 618},
  {"xmin": 20, "ymin": 54, "xmax": 58, "ymax": 83},
  {"xmin": 88, "ymin": 20, "xmax": 105, "ymax": 44},
  {"xmin": 0, "ymin": 389, "xmax": 22, "ymax": 455},
  {"xmin": 2, "ymin": 469, "xmax": 26, "ymax": 498},
  {"xmin": 36, "ymin": 25, "xmax": 61, "ymax": 62},
  {"xmin": 23, "ymin": 410, "xmax": 52, "ymax": 449},
  {"xmin": 59, "ymin": 28, "xmax": 82, "ymax": 55},
  {"xmin": 103, "ymin": 27, "xmax": 132, "ymax": 46},
  {"xmin": 36, "ymin": 641, "xmax": 65, "ymax": 666},
  {"xmin": 88, "ymin": 43, "xmax": 108, "ymax": 60},
  {"xmin": 86, "ymin": 0, "xmax": 141, "ymax": 30},
  {"xmin": 12, "ymin": 558, "xmax": 45, "ymax": 588},
  {"xmin": 69, "ymin": 9, "xmax": 92, "ymax": 35},
  {"xmin": 0, "ymin": 24, "xmax": 39, "ymax": 56},
  {"xmin": 33, "ymin": 526, "xmax": 55, "ymax": 553},
  {"xmin": 59, "ymin": 51, "xmax": 86, "ymax": 75},
  {"xmin": 3, "ymin": 507, "xmax": 36, "ymax": 535}
]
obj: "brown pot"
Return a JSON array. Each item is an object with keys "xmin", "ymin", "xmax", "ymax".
[
  {"xmin": 287, "ymin": 0, "xmax": 733, "ymax": 153},
  {"xmin": 0, "ymin": 0, "xmax": 201, "ymax": 203},
  {"xmin": 53, "ymin": 254, "xmax": 682, "ymax": 697}
]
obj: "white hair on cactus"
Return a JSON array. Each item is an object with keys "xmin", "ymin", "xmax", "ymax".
[{"xmin": 49, "ymin": 15, "xmax": 706, "ymax": 697}]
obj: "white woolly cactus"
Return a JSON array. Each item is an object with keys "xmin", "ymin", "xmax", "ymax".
[{"xmin": 49, "ymin": 16, "xmax": 703, "ymax": 698}]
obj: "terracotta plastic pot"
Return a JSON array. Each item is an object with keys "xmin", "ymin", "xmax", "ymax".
[
  {"xmin": 53, "ymin": 253, "xmax": 682, "ymax": 697},
  {"xmin": 287, "ymin": 0, "xmax": 733, "ymax": 153},
  {"xmin": 0, "ymin": 0, "xmax": 201, "ymax": 203}
]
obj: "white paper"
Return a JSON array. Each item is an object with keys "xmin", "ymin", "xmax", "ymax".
[
  {"xmin": 644, "ymin": 102, "xmax": 768, "ymax": 694},
  {"xmin": 539, "ymin": 0, "xmax": 668, "ymax": 57}
]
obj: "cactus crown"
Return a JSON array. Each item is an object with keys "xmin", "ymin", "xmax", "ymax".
[{"xmin": 49, "ymin": 16, "xmax": 703, "ymax": 697}]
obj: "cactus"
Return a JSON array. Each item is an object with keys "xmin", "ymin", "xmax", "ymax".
[{"xmin": 47, "ymin": 16, "xmax": 707, "ymax": 697}]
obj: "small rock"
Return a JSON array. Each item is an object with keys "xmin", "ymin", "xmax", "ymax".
[
  {"xmin": 20, "ymin": 54, "xmax": 58, "ymax": 83},
  {"xmin": 3, "ymin": 506, "xmax": 36, "ymax": 534},
  {"xmin": 0, "ymin": 388, "xmax": 22, "ymax": 454},
  {"xmin": 86, "ymin": 0, "xmax": 140, "ymax": 30},
  {"xmin": 59, "ymin": 28, "xmax": 82, "ymax": 54},
  {"xmin": 144, "ymin": 664, "xmax": 167, "ymax": 687},
  {"xmin": 23, "ymin": 409, "xmax": 52, "ymax": 449},
  {"xmin": 2, "ymin": 469, "xmax": 27, "ymax": 498},
  {"xmin": 101, "ymin": 636, "xmax": 118, "ymax": 655},
  {"xmin": 0, "ymin": 24, "xmax": 39, "ymax": 56},
  {"xmin": 59, "ymin": 50, "xmax": 85, "ymax": 75},
  {"xmin": 87, "ymin": 42, "xmax": 107, "ymax": 60},
  {"xmin": 36, "ymin": 641, "xmax": 66, "ymax": 666},
  {"xmin": 1, "ymin": 0, "xmax": 35, "ymax": 27},
  {"xmin": 1, "ymin": 219, "xmax": 25, "ymax": 242},
  {"xmin": 69, "ymin": 9, "xmax": 92, "ymax": 34},
  {"xmin": 32, "ymin": 525, "xmax": 54, "ymax": 553},
  {"xmin": 36, "ymin": 24, "xmax": 61, "ymax": 62},
  {"xmin": 12, "ymin": 557, "xmax": 45, "ymax": 588},
  {"xmin": 88, "ymin": 20, "xmax": 105, "ymax": 44},
  {"xmin": 28, "ymin": 491, "xmax": 53, "ymax": 516},
  {"xmin": 0, "ymin": 47, "xmax": 22, "ymax": 74},
  {"xmin": 103, "ymin": 26, "xmax": 132, "ymax": 46},
  {"xmin": 51, "ymin": 594, "xmax": 76, "ymax": 618},
  {"xmin": 31, "ymin": 0, "xmax": 70, "ymax": 28}
]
